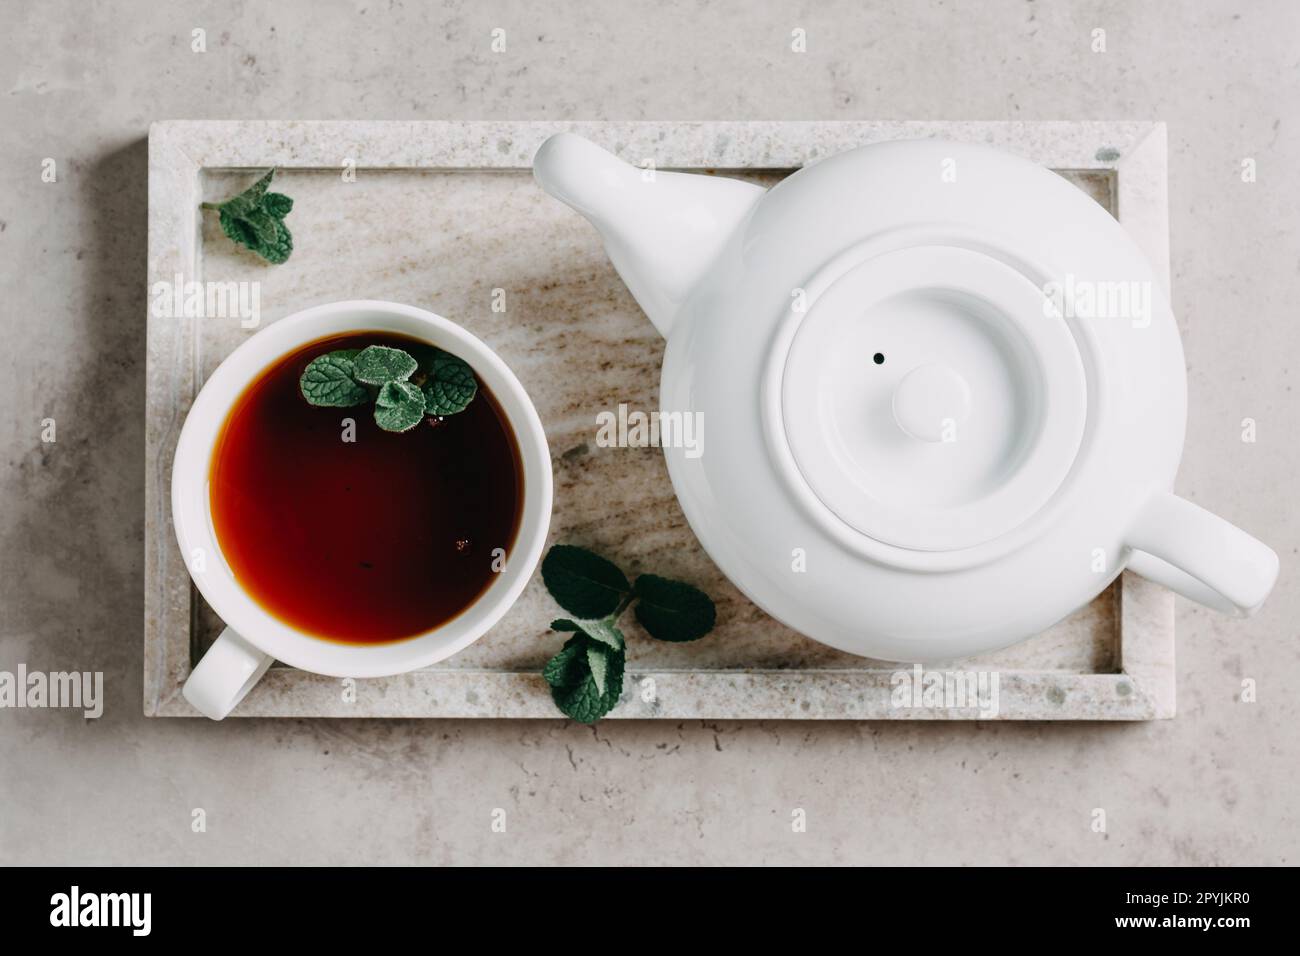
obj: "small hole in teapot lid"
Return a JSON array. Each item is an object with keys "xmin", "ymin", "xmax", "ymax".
[{"xmin": 873, "ymin": 353, "xmax": 885, "ymax": 365}]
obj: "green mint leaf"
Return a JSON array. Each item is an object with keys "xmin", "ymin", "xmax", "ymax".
[
  {"xmin": 542, "ymin": 636, "xmax": 588, "ymax": 688},
  {"xmin": 242, "ymin": 206, "xmax": 282, "ymax": 247},
  {"xmin": 263, "ymin": 192, "xmax": 293, "ymax": 217},
  {"xmin": 550, "ymin": 641, "xmax": 625, "ymax": 724},
  {"xmin": 243, "ymin": 169, "xmax": 275, "ymax": 204},
  {"xmin": 633, "ymin": 574, "xmax": 717, "ymax": 642},
  {"xmin": 258, "ymin": 218, "xmax": 293, "ymax": 264},
  {"xmin": 586, "ymin": 643, "xmax": 610, "ymax": 695},
  {"xmin": 577, "ymin": 617, "xmax": 626, "ymax": 650},
  {"xmin": 218, "ymin": 194, "xmax": 255, "ymax": 218},
  {"xmin": 218, "ymin": 207, "xmax": 258, "ymax": 249},
  {"xmin": 374, "ymin": 380, "xmax": 425, "ymax": 432},
  {"xmin": 299, "ymin": 350, "xmax": 368, "ymax": 407},
  {"xmin": 549, "ymin": 615, "xmax": 625, "ymax": 650},
  {"xmin": 554, "ymin": 613, "xmax": 626, "ymax": 648},
  {"xmin": 354, "ymin": 345, "xmax": 418, "ymax": 385},
  {"xmin": 208, "ymin": 169, "xmax": 293, "ymax": 264},
  {"xmin": 422, "ymin": 351, "xmax": 478, "ymax": 416},
  {"xmin": 541, "ymin": 544, "xmax": 631, "ymax": 618}
]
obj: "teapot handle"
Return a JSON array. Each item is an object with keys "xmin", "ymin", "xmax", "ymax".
[{"xmin": 1124, "ymin": 492, "xmax": 1278, "ymax": 616}]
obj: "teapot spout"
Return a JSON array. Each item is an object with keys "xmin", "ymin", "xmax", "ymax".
[{"xmin": 533, "ymin": 133, "xmax": 765, "ymax": 338}]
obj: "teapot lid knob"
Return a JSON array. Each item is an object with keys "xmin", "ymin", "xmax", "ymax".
[{"xmin": 892, "ymin": 364, "xmax": 972, "ymax": 443}]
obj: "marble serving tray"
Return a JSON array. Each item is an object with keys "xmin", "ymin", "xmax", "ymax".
[{"xmin": 144, "ymin": 120, "xmax": 1174, "ymax": 719}]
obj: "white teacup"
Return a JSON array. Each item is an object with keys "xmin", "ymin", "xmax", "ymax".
[{"xmin": 173, "ymin": 300, "xmax": 553, "ymax": 719}]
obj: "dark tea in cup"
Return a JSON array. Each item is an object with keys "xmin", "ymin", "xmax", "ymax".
[{"xmin": 207, "ymin": 331, "xmax": 523, "ymax": 643}]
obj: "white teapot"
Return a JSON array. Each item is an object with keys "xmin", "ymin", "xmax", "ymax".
[{"xmin": 533, "ymin": 133, "xmax": 1278, "ymax": 662}]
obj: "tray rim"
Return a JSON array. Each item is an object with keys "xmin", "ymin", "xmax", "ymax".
[{"xmin": 144, "ymin": 119, "xmax": 1174, "ymax": 720}]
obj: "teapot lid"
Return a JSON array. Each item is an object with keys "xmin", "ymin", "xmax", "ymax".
[{"xmin": 774, "ymin": 243, "xmax": 1087, "ymax": 556}]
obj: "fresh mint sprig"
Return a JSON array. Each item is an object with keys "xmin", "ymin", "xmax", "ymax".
[
  {"xmin": 299, "ymin": 343, "xmax": 478, "ymax": 432},
  {"xmin": 200, "ymin": 169, "xmax": 294, "ymax": 264},
  {"xmin": 540, "ymin": 544, "xmax": 717, "ymax": 723}
]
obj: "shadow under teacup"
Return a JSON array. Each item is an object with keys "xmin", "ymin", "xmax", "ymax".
[{"xmin": 173, "ymin": 300, "xmax": 553, "ymax": 719}]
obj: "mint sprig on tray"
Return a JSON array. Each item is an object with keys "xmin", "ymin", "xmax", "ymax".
[
  {"xmin": 299, "ymin": 343, "xmax": 478, "ymax": 432},
  {"xmin": 540, "ymin": 545, "xmax": 717, "ymax": 723},
  {"xmin": 200, "ymin": 169, "xmax": 294, "ymax": 264}
]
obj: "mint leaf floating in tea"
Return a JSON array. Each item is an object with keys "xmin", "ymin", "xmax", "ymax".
[
  {"xmin": 539, "ymin": 545, "xmax": 716, "ymax": 723},
  {"xmin": 374, "ymin": 380, "xmax": 426, "ymax": 433},
  {"xmin": 200, "ymin": 169, "xmax": 294, "ymax": 264},
  {"xmin": 299, "ymin": 350, "xmax": 368, "ymax": 407},
  {"xmin": 633, "ymin": 574, "xmax": 717, "ymax": 642},
  {"xmin": 298, "ymin": 342, "xmax": 481, "ymax": 433},
  {"xmin": 353, "ymin": 344, "xmax": 419, "ymax": 386},
  {"xmin": 422, "ymin": 351, "xmax": 478, "ymax": 416}
]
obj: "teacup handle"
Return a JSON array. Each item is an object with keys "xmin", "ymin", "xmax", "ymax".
[
  {"xmin": 1124, "ymin": 491, "xmax": 1278, "ymax": 616},
  {"xmin": 182, "ymin": 627, "xmax": 274, "ymax": 720}
]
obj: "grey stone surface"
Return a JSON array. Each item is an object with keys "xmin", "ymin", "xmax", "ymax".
[{"xmin": 1, "ymin": 0, "xmax": 1295, "ymax": 864}]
